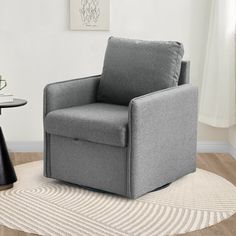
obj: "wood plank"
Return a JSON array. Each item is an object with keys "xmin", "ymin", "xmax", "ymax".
[
  {"xmin": 0, "ymin": 153, "xmax": 235, "ymax": 236},
  {"xmin": 10, "ymin": 153, "xmax": 43, "ymax": 166}
]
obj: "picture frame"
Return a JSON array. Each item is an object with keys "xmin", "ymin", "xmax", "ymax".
[{"xmin": 70, "ymin": 0, "xmax": 110, "ymax": 31}]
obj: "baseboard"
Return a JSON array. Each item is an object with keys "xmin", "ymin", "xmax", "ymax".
[
  {"xmin": 6, "ymin": 141, "xmax": 236, "ymax": 159},
  {"xmin": 7, "ymin": 141, "xmax": 43, "ymax": 152},
  {"xmin": 197, "ymin": 142, "xmax": 236, "ymax": 159},
  {"xmin": 197, "ymin": 142, "xmax": 229, "ymax": 153}
]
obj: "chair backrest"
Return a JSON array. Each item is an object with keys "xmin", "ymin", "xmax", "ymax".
[
  {"xmin": 178, "ymin": 61, "xmax": 190, "ymax": 85},
  {"xmin": 97, "ymin": 37, "xmax": 185, "ymax": 106}
]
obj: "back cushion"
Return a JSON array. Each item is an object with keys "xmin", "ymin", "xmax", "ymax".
[{"xmin": 97, "ymin": 37, "xmax": 184, "ymax": 105}]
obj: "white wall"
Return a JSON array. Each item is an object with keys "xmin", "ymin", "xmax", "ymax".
[{"xmin": 1, "ymin": 0, "xmax": 228, "ymax": 150}]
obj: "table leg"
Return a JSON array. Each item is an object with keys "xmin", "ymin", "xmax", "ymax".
[{"xmin": 0, "ymin": 127, "xmax": 17, "ymax": 190}]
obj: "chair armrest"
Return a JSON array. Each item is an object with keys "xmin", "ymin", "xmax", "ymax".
[
  {"xmin": 127, "ymin": 84, "xmax": 198, "ymax": 198},
  {"xmin": 43, "ymin": 75, "xmax": 101, "ymax": 117},
  {"xmin": 43, "ymin": 75, "xmax": 100, "ymax": 177}
]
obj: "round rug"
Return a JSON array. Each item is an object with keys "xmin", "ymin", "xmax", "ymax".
[{"xmin": 0, "ymin": 161, "xmax": 236, "ymax": 236}]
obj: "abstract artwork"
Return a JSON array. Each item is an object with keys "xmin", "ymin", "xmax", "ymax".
[{"xmin": 70, "ymin": 0, "xmax": 110, "ymax": 31}]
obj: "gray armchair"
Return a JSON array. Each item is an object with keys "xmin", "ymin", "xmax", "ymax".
[{"xmin": 44, "ymin": 37, "xmax": 198, "ymax": 199}]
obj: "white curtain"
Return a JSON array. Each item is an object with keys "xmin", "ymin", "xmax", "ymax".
[{"xmin": 199, "ymin": 0, "xmax": 236, "ymax": 128}]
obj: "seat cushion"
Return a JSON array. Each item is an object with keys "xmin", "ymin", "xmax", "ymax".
[
  {"xmin": 97, "ymin": 37, "xmax": 184, "ymax": 105},
  {"xmin": 44, "ymin": 103, "xmax": 128, "ymax": 147}
]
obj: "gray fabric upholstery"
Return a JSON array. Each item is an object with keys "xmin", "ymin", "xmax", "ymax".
[
  {"xmin": 44, "ymin": 75, "xmax": 101, "ymax": 116},
  {"xmin": 44, "ymin": 83, "xmax": 198, "ymax": 198},
  {"xmin": 45, "ymin": 103, "xmax": 128, "ymax": 147},
  {"xmin": 43, "ymin": 75, "xmax": 100, "ymax": 177},
  {"xmin": 97, "ymin": 37, "xmax": 184, "ymax": 105},
  {"xmin": 179, "ymin": 61, "xmax": 190, "ymax": 85},
  {"xmin": 50, "ymin": 135, "xmax": 127, "ymax": 196},
  {"xmin": 127, "ymin": 84, "xmax": 198, "ymax": 198},
  {"xmin": 44, "ymin": 37, "xmax": 197, "ymax": 199}
]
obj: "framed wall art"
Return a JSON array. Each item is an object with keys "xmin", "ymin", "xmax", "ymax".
[{"xmin": 70, "ymin": 0, "xmax": 110, "ymax": 31}]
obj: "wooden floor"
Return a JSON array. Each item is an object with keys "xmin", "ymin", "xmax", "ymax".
[{"xmin": 0, "ymin": 153, "xmax": 236, "ymax": 236}]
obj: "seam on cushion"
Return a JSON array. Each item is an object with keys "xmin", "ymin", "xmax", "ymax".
[
  {"xmin": 70, "ymin": 136, "xmax": 127, "ymax": 149},
  {"xmin": 45, "ymin": 130, "xmax": 127, "ymax": 148}
]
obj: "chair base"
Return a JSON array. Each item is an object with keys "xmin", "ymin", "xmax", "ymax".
[
  {"xmin": 46, "ymin": 134, "xmax": 128, "ymax": 196},
  {"xmin": 45, "ymin": 134, "xmax": 197, "ymax": 199}
]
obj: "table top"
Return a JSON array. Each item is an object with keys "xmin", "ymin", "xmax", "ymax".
[{"xmin": 0, "ymin": 99, "xmax": 27, "ymax": 108}]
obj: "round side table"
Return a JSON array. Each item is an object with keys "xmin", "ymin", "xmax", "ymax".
[{"xmin": 0, "ymin": 99, "xmax": 27, "ymax": 190}]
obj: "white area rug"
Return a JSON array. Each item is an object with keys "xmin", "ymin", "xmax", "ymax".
[{"xmin": 0, "ymin": 161, "xmax": 236, "ymax": 236}]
